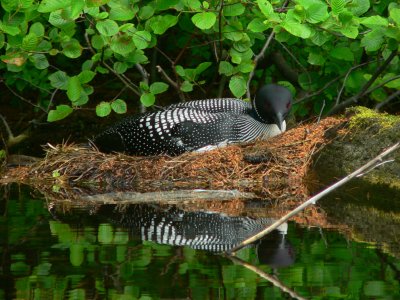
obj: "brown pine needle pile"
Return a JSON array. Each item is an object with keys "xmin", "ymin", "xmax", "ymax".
[{"xmin": 1, "ymin": 117, "xmax": 345, "ymax": 204}]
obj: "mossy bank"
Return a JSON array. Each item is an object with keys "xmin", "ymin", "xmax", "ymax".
[{"xmin": 315, "ymin": 106, "xmax": 400, "ymax": 190}]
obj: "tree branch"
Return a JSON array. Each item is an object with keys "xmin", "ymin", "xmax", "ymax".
[
  {"xmin": 156, "ymin": 65, "xmax": 185, "ymax": 102},
  {"xmin": 0, "ymin": 115, "xmax": 29, "ymax": 148},
  {"xmin": 246, "ymin": 0, "xmax": 289, "ymax": 99},
  {"xmin": 246, "ymin": 31, "xmax": 275, "ymax": 99},
  {"xmin": 328, "ymin": 51, "xmax": 398, "ymax": 115},
  {"xmin": 335, "ymin": 60, "xmax": 377, "ymax": 105},
  {"xmin": 375, "ymin": 89, "xmax": 400, "ymax": 111}
]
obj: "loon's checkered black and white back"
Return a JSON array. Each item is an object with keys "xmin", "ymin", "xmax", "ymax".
[{"xmin": 94, "ymin": 84, "xmax": 292, "ymax": 156}]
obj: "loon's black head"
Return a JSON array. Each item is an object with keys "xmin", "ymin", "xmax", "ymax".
[{"xmin": 253, "ymin": 84, "xmax": 293, "ymax": 131}]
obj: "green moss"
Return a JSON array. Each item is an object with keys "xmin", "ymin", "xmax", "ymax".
[{"xmin": 347, "ymin": 106, "xmax": 400, "ymax": 130}]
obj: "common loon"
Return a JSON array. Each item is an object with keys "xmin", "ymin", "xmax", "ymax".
[{"xmin": 94, "ymin": 84, "xmax": 292, "ymax": 156}]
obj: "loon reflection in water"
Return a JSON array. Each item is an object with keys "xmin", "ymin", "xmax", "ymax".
[{"xmin": 50, "ymin": 204, "xmax": 295, "ymax": 267}]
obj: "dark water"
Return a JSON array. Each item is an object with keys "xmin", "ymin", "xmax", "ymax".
[{"xmin": 1, "ymin": 184, "xmax": 399, "ymax": 299}]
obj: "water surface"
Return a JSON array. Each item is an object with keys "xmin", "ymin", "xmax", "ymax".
[{"xmin": 0, "ymin": 184, "xmax": 399, "ymax": 299}]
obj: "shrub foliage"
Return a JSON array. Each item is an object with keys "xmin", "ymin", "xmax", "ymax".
[{"xmin": 0, "ymin": 0, "xmax": 399, "ymax": 121}]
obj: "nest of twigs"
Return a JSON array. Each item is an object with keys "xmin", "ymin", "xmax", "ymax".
[{"xmin": 2, "ymin": 116, "xmax": 344, "ymax": 205}]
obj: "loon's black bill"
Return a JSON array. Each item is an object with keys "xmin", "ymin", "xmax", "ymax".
[{"xmin": 275, "ymin": 112, "xmax": 284, "ymax": 131}]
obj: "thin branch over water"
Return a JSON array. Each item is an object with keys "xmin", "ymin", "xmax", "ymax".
[{"xmin": 228, "ymin": 142, "xmax": 400, "ymax": 254}]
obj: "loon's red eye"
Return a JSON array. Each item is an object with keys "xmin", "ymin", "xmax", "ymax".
[{"xmin": 286, "ymin": 102, "xmax": 291, "ymax": 109}]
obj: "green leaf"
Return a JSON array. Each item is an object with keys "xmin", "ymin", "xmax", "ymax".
[
  {"xmin": 348, "ymin": 0, "xmax": 370, "ymax": 16},
  {"xmin": 91, "ymin": 34, "xmax": 104, "ymax": 49},
  {"xmin": 224, "ymin": 3, "xmax": 245, "ymax": 17},
  {"xmin": 127, "ymin": 49, "xmax": 148, "ymax": 64},
  {"xmin": 282, "ymin": 19, "xmax": 312, "ymax": 38},
  {"xmin": 310, "ymin": 30, "xmax": 330, "ymax": 46},
  {"xmin": 22, "ymin": 32, "xmax": 38, "ymax": 51},
  {"xmin": 110, "ymin": 34, "xmax": 135, "ymax": 56},
  {"xmin": 48, "ymin": 10, "xmax": 74, "ymax": 29},
  {"xmin": 0, "ymin": 23, "xmax": 20, "ymax": 36},
  {"xmin": 119, "ymin": 23, "xmax": 134, "ymax": 32},
  {"xmin": 113, "ymin": 62, "xmax": 128, "ymax": 74},
  {"xmin": 150, "ymin": 82, "xmax": 169, "ymax": 94},
  {"xmin": 219, "ymin": 61, "xmax": 234, "ymax": 76},
  {"xmin": 233, "ymin": 40, "xmax": 251, "ymax": 52},
  {"xmin": 47, "ymin": 105, "xmax": 73, "ymax": 122},
  {"xmin": 140, "ymin": 81, "xmax": 149, "ymax": 91},
  {"xmin": 247, "ymin": 18, "xmax": 270, "ymax": 32},
  {"xmin": 257, "ymin": 0, "xmax": 273, "ymax": 18},
  {"xmin": 230, "ymin": 48, "xmax": 253, "ymax": 64},
  {"xmin": 195, "ymin": 62, "xmax": 212, "ymax": 74},
  {"xmin": 390, "ymin": 8, "xmax": 400, "ymax": 25},
  {"xmin": 62, "ymin": 39, "xmax": 82, "ymax": 58},
  {"xmin": 86, "ymin": 0, "xmax": 108, "ymax": 7},
  {"xmin": 306, "ymin": 3, "xmax": 329, "ymax": 24},
  {"xmin": 184, "ymin": 0, "xmax": 201, "ymax": 10},
  {"xmin": 308, "ymin": 52, "xmax": 325, "ymax": 65},
  {"xmin": 331, "ymin": 0, "xmax": 345, "ymax": 15},
  {"xmin": 0, "ymin": 33, "xmax": 5, "ymax": 49},
  {"xmin": 109, "ymin": 5, "xmax": 137, "ymax": 21},
  {"xmin": 361, "ymin": 28, "xmax": 385, "ymax": 51},
  {"xmin": 30, "ymin": 22, "xmax": 45, "ymax": 37},
  {"xmin": 49, "ymin": 71, "xmax": 69, "ymax": 89},
  {"xmin": 155, "ymin": 0, "xmax": 180, "ymax": 10},
  {"xmin": 72, "ymin": 93, "xmax": 89, "ymax": 106},
  {"xmin": 360, "ymin": 16, "xmax": 388, "ymax": 28},
  {"xmin": 191, "ymin": 12, "xmax": 216, "ymax": 30},
  {"xmin": 329, "ymin": 47, "xmax": 354, "ymax": 61},
  {"xmin": 31, "ymin": 54, "xmax": 49, "ymax": 69},
  {"xmin": 96, "ymin": 102, "xmax": 112, "ymax": 117},
  {"xmin": 237, "ymin": 62, "xmax": 254, "ymax": 73},
  {"xmin": 139, "ymin": 6, "xmax": 154, "ymax": 20},
  {"xmin": 132, "ymin": 31, "xmax": 151, "ymax": 50},
  {"xmin": 140, "ymin": 92, "xmax": 155, "ymax": 107},
  {"xmin": 149, "ymin": 15, "xmax": 178, "ymax": 34},
  {"xmin": 180, "ymin": 81, "xmax": 193, "ymax": 92},
  {"xmin": 78, "ymin": 70, "xmax": 95, "ymax": 84},
  {"xmin": 67, "ymin": 76, "xmax": 82, "ymax": 102},
  {"xmin": 111, "ymin": 99, "xmax": 127, "ymax": 114},
  {"xmin": 70, "ymin": 0, "xmax": 85, "ymax": 19},
  {"xmin": 175, "ymin": 65, "xmax": 186, "ymax": 77},
  {"xmin": 38, "ymin": 0, "xmax": 69, "ymax": 13},
  {"xmin": 229, "ymin": 75, "xmax": 246, "ymax": 98},
  {"xmin": 97, "ymin": 12, "xmax": 109, "ymax": 19},
  {"xmin": 223, "ymin": 25, "xmax": 244, "ymax": 41},
  {"xmin": 339, "ymin": 23, "xmax": 359, "ymax": 39},
  {"xmin": 96, "ymin": 19, "xmax": 119, "ymax": 36}
]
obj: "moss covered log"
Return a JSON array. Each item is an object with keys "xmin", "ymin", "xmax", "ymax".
[{"xmin": 315, "ymin": 107, "xmax": 400, "ymax": 189}]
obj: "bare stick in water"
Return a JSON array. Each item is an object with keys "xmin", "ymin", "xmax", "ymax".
[{"xmin": 228, "ymin": 142, "xmax": 400, "ymax": 254}]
